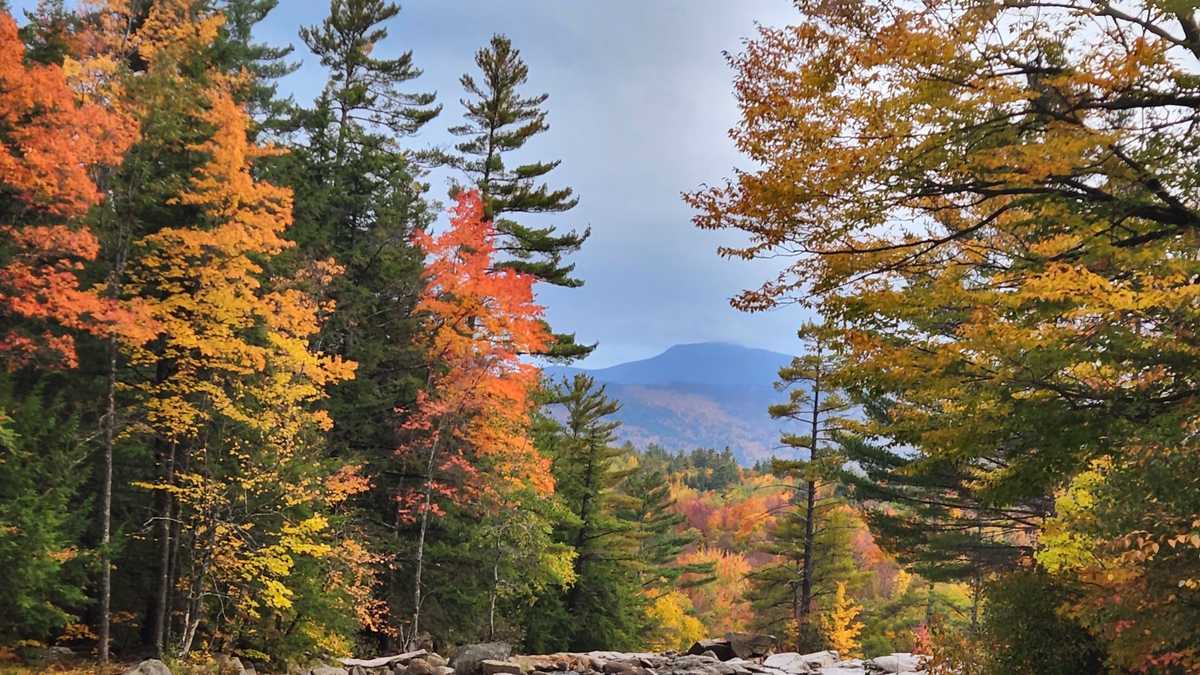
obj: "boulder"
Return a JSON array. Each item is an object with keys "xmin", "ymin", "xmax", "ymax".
[
  {"xmin": 725, "ymin": 633, "xmax": 776, "ymax": 659},
  {"xmin": 816, "ymin": 669, "xmax": 862, "ymax": 675},
  {"xmin": 434, "ymin": 668, "xmax": 456, "ymax": 675},
  {"xmin": 763, "ymin": 651, "xmax": 839, "ymax": 673},
  {"xmin": 480, "ymin": 660, "xmax": 523, "ymax": 675},
  {"xmin": 407, "ymin": 658, "xmax": 438, "ymax": 675},
  {"xmin": 602, "ymin": 661, "xmax": 654, "ymax": 675},
  {"xmin": 686, "ymin": 639, "xmax": 735, "ymax": 661},
  {"xmin": 124, "ymin": 660, "xmax": 173, "ymax": 675},
  {"xmin": 213, "ymin": 655, "xmax": 244, "ymax": 674},
  {"xmin": 865, "ymin": 654, "xmax": 924, "ymax": 674},
  {"xmin": 452, "ymin": 643, "xmax": 513, "ymax": 675},
  {"xmin": 310, "ymin": 668, "xmax": 349, "ymax": 675},
  {"xmin": 426, "ymin": 653, "xmax": 449, "ymax": 668}
]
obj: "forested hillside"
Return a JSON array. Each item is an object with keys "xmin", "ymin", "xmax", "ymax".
[
  {"xmin": 544, "ymin": 343, "xmax": 797, "ymax": 465},
  {"xmin": 1, "ymin": 1, "xmax": 1199, "ymax": 674}
]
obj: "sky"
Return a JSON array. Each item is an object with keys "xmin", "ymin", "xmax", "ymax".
[{"xmin": 16, "ymin": 0, "xmax": 812, "ymax": 368}]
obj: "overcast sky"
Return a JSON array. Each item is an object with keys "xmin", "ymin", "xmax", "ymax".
[{"xmin": 16, "ymin": 0, "xmax": 812, "ymax": 367}]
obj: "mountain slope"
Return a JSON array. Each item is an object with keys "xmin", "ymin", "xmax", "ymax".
[{"xmin": 544, "ymin": 343, "xmax": 800, "ymax": 465}]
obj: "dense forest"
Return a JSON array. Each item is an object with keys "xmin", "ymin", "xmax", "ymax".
[{"xmin": 1, "ymin": 0, "xmax": 1199, "ymax": 674}]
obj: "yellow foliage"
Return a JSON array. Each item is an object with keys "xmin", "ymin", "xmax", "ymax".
[
  {"xmin": 645, "ymin": 591, "xmax": 707, "ymax": 652},
  {"xmin": 821, "ymin": 582, "xmax": 863, "ymax": 658}
]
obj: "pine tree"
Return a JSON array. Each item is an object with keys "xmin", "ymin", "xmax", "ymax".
[
  {"xmin": 758, "ymin": 323, "xmax": 853, "ymax": 649},
  {"xmin": 299, "ymin": 0, "xmax": 439, "ymax": 142},
  {"xmin": 210, "ymin": 0, "xmax": 299, "ymax": 134},
  {"xmin": 528, "ymin": 375, "xmax": 644, "ymax": 651},
  {"xmin": 447, "ymin": 33, "xmax": 592, "ymax": 360},
  {"xmin": 622, "ymin": 463, "xmax": 713, "ymax": 596}
]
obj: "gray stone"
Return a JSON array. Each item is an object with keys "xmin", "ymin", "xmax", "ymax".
[
  {"xmin": 763, "ymin": 651, "xmax": 838, "ymax": 673},
  {"xmin": 480, "ymin": 660, "xmax": 523, "ymax": 675},
  {"xmin": 124, "ymin": 660, "xmax": 173, "ymax": 675},
  {"xmin": 725, "ymin": 633, "xmax": 776, "ymax": 659},
  {"xmin": 451, "ymin": 643, "xmax": 513, "ymax": 675},
  {"xmin": 309, "ymin": 667, "xmax": 349, "ymax": 675},
  {"xmin": 434, "ymin": 668, "xmax": 456, "ymax": 675},
  {"xmin": 407, "ymin": 658, "xmax": 437, "ymax": 675},
  {"xmin": 865, "ymin": 654, "xmax": 924, "ymax": 674}
]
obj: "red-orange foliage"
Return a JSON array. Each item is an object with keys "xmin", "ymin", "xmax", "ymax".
[
  {"xmin": 0, "ymin": 11, "xmax": 142, "ymax": 369},
  {"xmin": 398, "ymin": 191, "xmax": 552, "ymax": 520}
]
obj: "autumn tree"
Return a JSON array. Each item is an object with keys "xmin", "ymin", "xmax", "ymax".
[
  {"xmin": 123, "ymin": 74, "xmax": 359, "ymax": 658},
  {"xmin": 821, "ymin": 582, "xmax": 863, "ymax": 658},
  {"xmin": 397, "ymin": 190, "xmax": 551, "ymax": 645},
  {"xmin": 688, "ymin": 1, "xmax": 1200, "ymax": 668},
  {"xmin": 0, "ymin": 10, "xmax": 139, "ymax": 371},
  {"xmin": 447, "ymin": 33, "xmax": 592, "ymax": 359}
]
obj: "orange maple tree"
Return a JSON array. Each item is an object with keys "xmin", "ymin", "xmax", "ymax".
[
  {"xmin": 0, "ymin": 11, "xmax": 141, "ymax": 370},
  {"xmin": 398, "ymin": 190, "xmax": 550, "ymax": 641}
]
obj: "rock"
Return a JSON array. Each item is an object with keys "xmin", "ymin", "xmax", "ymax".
[
  {"xmin": 686, "ymin": 639, "xmax": 735, "ymax": 661},
  {"xmin": 124, "ymin": 660, "xmax": 173, "ymax": 675},
  {"xmin": 309, "ymin": 668, "xmax": 349, "ymax": 675},
  {"xmin": 350, "ymin": 667, "xmax": 370, "ymax": 675},
  {"xmin": 434, "ymin": 668, "xmax": 456, "ymax": 675},
  {"xmin": 601, "ymin": 661, "xmax": 654, "ymax": 675},
  {"xmin": 816, "ymin": 669, "xmax": 862, "ymax": 675},
  {"xmin": 764, "ymin": 651, "xmax": 839, "ymax": 673},
  {"xmin": 452, "ymin": 643, "xmax": 513, "ymax": 675},
  {"xmin": 865, "ymin": 654, "xmax": 924, "ymax": 674},
  {"xmin": 426, "ymin": 653, "xmax": 449, "ymax": 668},
  {"xmin": 342, "ymin": 650, "xmax": 429, "ymax": 669},
  {"xmin": 480, "ymin": 660, "xmax": 523, "ymax": 675},
  {"xmin": 725, "ymin": 633, "xmax": 776, "ymax": 659},
  {"xmin": 408, "ymin": 658, "xmax": 438, "ymax": 675},
  {"xmin": 213, "ymin": 655, "xmax": 244, "ymax": 674},
  {"xmin": 700, "ymin": 651, "xmax": 719, "ymax": 661}
]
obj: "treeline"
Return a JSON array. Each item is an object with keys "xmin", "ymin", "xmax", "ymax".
[
  {"xmin": 0, "ymin": 0, "xmax": 704, "ymax": 667},
  {"xmin": 689, "ymin": 1, "xmax": 1200, "ymax": 673}
]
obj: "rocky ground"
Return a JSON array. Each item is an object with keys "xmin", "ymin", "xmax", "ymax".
[{"xmin": 120, "ymin": 633, "xmax": 928, "ymax": 675}]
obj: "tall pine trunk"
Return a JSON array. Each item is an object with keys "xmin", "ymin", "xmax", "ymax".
[{"xmin": 798, "ymin": 365, "xmax": 821, "ymax": 650}]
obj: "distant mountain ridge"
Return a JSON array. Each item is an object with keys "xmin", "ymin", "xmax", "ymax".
[{"xmin": 544, "ymin": 342, "xmax": 799, "ymax": 465}]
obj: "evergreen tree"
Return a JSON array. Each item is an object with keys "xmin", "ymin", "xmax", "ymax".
[
  {"xmin": 447, "ymin": 34, "xmax": 592, "ymax": 359},
  {"xmin": 757, "ymin": 323, "xmax": 853, "ymax": 649},
  {"xmin": 0, "ymin": 385, "xmax": 89, "ymax": 644},
  {"xmin": 748, "ymin": 495, "xmax": 862, "ymax": 651},
  {"xmin": 286, "ymin": 1, "xmax": 440, "ymax": 637},
  {"xmin": 527, "ymin": 375, "xmax": 643, "ymax": 651},
  {"xmin": 837, "ymin": 397, "xmax": 1047, "ymax": 629},
  {"xmin": 211, "ymin": 0, "xmax": 299, "ymax": 134},
  {"xmin": 622, "ymin": 464, "xmax": 713, "ymax": 596}
]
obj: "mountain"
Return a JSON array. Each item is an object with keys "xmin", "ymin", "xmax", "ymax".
[{"xmin": 543, "ymin": 342, "xmax": 800, "ymax": 465}]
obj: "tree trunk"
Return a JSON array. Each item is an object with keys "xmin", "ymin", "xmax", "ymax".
[
  {"xmin": 410, "ymin": 437, "xmax": 440, "ymax": 648},
  {"xmin": 488, "ymin": 557, "xmax": 499, "ymax": 641},
  {"xmin": 798, "ymin": 364, "xmax": 821, "ymax": 648},
  {"xmin": 153, "ymin": 442, "xmax": 176, "ymax": 657},
  {"xmin": 99, "ymin": 338, "xmax": 116, "ymax": 664}
]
